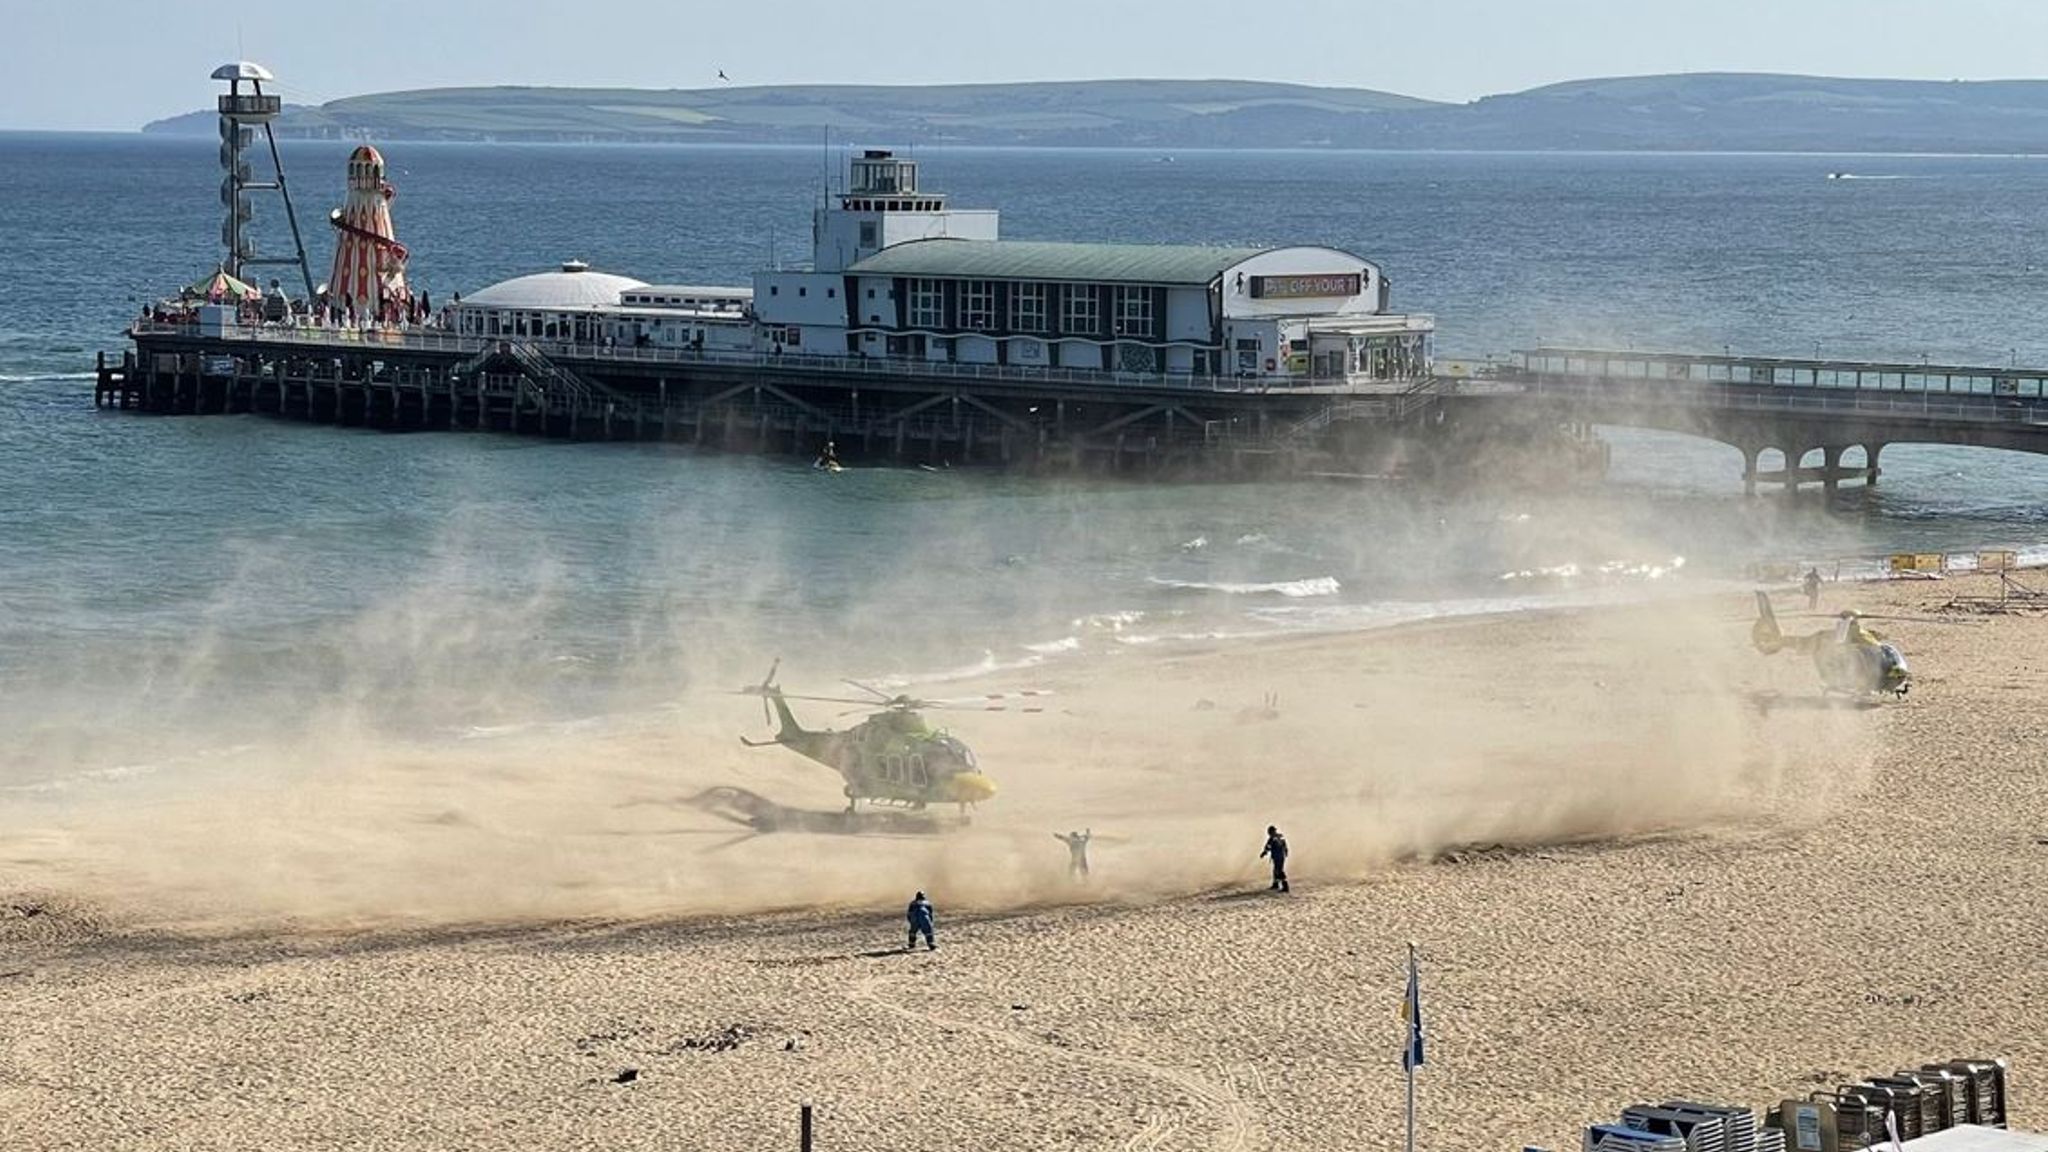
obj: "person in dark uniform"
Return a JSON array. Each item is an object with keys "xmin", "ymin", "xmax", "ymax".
[
  {"xmin": 1802, "ymin": 567, "xmax": 1823, "ymax": 611},
  {"xmin": 1055, "ymin": 829, "xmax": 1092, "ymax": 877},
  {"xmin": 905, "ymin": 891, "xmax": 936, "ymax": 951},
  {"xmin": 1260, "ymin": 825, "xmax": 1290, "ymax": 892}
]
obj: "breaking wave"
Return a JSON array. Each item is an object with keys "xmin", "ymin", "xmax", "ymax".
[{"xmin": 1147, "ymin": 576, "xmax": 1342, "ymax": 598}]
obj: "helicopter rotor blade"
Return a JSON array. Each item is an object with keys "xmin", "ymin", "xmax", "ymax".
[
  {"xmin": 842, "ymin": 679, "xmax": 895, "ymax": 702},
  {"xmin": 732, "ymin": 690, "xmax": 891, "ymax": 708},
  {"xmin": 920, "ymin": 690, "xmax": 1055, "ymax": 712}
]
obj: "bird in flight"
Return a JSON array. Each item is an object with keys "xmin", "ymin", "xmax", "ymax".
[{"xmin": 717, "ymin": 69, "xmax": 730, "ymax": 82}]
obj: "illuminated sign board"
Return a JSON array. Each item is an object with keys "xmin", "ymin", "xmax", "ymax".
[{"xmin": 1250, "ymin": 273, "xmax": 1362, "ymax": 299}]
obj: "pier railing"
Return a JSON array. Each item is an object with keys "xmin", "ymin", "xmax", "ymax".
[
  {"xmin": 1502, "ymin": 346, "xmax": 2048, "ymax": 398},
  {"xmin": 1448, "ymin": 374, "xmax": 2048, "ymax": 427},
  {"xmin": 126, "ymin": 321, "xmax": 1426, "ymax": 397}
]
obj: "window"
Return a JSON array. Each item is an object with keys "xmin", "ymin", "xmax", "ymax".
[
  {"xmin": 798, "ymin": 287, "xmax": 807, "ymax": 298},
  {"xmin": 867, "ymin": 287, "xmax": 876, "ymax": 299},
  {"xmin": 827, "ymin": 288, "xmax": 836, "ymax": 299},
  {"xmin": 1010, "ymin": 282, "xmax": 1046, "ymax": 332},
  {"xmin": 1113, "ymin": 286, "xmax": 1154, "ymax": 339},
  {"xmin": 961, "ymin": 280, "xmax": 995, "ymax": 330},
  {"xmin": 770, "ymin": 285, "xmax": 779, "ymax": 296},
  {"xmin": 908, "ymin": 278, "xmax": 944, "ymax": 329},
  {"xmin": 859, "ymin": 222, "xmax": 878, "ymax": 248},
  {"xmin": 1062, "ymin": 284, "xmax": 1099, "ymax": 334}
]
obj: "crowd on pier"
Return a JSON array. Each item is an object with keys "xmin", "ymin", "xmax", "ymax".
[{"xmin": 143, "ymin": 269, "xmax": 454, "ymax": 333}]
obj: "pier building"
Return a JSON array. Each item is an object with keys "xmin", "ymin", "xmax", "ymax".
[
  {"xmin": 441, "ymin": 148, "xmax": 1434, "ymax": 388},
  {"xmin": 447, "ymin": 262, "xmax": 755, "ymax": 352},
  {"xmin": 751, "ymin": 150, "xmax": 1433, "ymax": 384}
]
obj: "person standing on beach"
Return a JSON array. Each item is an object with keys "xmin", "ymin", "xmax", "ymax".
[
  {"xmin": 906, "ymin": 891, "xmax": 936, "ymax": 951},
  {"xmin": 1055, "ymin": 830, "xmax": 1092, "ymax": 878},
  {"xmin": 1803, "ymin": 567, "xmax": 1823, "ymax": 611},
  {"xmin": 1260, "ymin": 826, "xmax": 1290, "ymax": 892}
]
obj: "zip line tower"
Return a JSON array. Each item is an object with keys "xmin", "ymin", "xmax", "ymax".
[{"xmin": 213, "ymin": 61, "xmax": 314, "ymax": 299}]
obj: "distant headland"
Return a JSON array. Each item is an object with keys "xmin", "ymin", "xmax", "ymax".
[{"xmin": 140, "ymin": 73, "xmax": 2048, "ymax": 153}]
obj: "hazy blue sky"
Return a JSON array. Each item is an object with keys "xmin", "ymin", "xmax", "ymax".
[{"xmin": 6, "ymin": 0, "xmax": 2048, "ymax": 130}]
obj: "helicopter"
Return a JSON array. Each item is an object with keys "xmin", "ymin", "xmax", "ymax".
[
  {"xmin": 736, "ymin": 661, "xmax": 1044, "ymax": 817},
  {"xmin": 1751, "ymin": 591, "xmax": 1910, "ymax": 698}
]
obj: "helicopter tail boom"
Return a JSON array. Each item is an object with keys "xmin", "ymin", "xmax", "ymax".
[{"xmin": 737, "ymin": 660, "xmax": 811, "ymax": 745}]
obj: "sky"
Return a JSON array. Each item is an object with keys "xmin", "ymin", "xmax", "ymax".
[{"xmin": 6, "ymin": 0, "xmax": 2048, "ymax": 131}]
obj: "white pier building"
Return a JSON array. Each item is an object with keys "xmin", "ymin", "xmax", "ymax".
[{"xmin": 454, "ymin": 150, "xmax": 1433, "ymax": 386}]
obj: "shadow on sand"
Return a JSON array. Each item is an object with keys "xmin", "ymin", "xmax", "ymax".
[{"xmin": 679, "ymin": 786, "xmax": 961, "ymax": 838}]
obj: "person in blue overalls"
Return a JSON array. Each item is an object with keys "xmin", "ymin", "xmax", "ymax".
[
  {"xmin": 906, "ymin": 891, "xmax": 936, "ymax": 951},
  {"xmin": 1260, "ymin": 826, "xmax": 1291, "ymax": 892}
]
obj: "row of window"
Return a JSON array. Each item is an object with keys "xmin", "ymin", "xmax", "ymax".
[
  {"xmin": 902, "ymin": 279, "xmax": 1157, "ymax": 337},
  {"xmin": 619, "ymin": 293, "xmax": 748, "ymax": 310},
  {"xmin": 842, "ymin": 198, "xmax": 943, "ymax": 212}
]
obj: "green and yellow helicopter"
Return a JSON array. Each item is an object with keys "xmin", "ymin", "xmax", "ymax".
[
  {"xmin": 737, "ymin": 662, "xmax": 1045, "ymax": 816},
  {"xmin": 1751, "ymin": 591, "xmax": 1911, "ymax": 698}
]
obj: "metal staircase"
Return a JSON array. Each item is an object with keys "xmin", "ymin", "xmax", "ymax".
[{"xmin": 454, "ymin": 340, "xmax": 641, "ymax": 424}]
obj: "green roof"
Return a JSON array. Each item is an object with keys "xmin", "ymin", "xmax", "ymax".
[{"xmin": 847, "ymin": 239, "xmax": 1271, "ymax": 285}]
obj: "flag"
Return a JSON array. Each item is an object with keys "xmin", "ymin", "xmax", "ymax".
[{"xmin": 1402, "ymin": 945, "xmax": 1426, "ymax": 1070}]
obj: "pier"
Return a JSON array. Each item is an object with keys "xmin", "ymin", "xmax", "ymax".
[
  {"xmin": 1439, "ymin": 346, "xmax": 2048, "ymax": 494},
  {"xmin": 93, "ymin": 332, "xmax": 2048, "ymax": 484},
  {"xmin": 92, "ymin": 323, "xmax": 1440, "ymax": 475},
  {"xmin": 85, "ymin": 63, "xmax": 2048, "ymax": 488}
]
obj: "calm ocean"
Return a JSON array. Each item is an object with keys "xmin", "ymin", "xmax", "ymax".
[{"xmin": 4, "ymin": 135, "xmax": 2047, "ymax": 785}]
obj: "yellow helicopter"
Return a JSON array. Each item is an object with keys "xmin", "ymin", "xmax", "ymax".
[
  {"xmin": 1751, "ymin": 592, "xmax": 1911, "ymax": 698},
  {"xmin": 736, "ymin": 662, "xmax": 1043, "ymax": 817}
]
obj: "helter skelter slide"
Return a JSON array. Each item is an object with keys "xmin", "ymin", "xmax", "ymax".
[{"xmin": 326, "ymin": 145, "xmax": 411, "ymax": 319}]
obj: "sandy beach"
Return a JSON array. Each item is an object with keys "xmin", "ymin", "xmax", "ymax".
[{"xmin": 4, "ymin": 572, "xmax": 2045, "ymax": 1151}]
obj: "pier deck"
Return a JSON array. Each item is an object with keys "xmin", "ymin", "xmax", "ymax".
[
  {"xmin": 1439, "ymin": 346, "xmax": 2048, "ymax": 493},
  {"xmin": 92, "ymin": 329, "xmax": 2048, "ymax": 488},
  {"xmin": 94, "ymin": 323, "xmax": 1439, "ymax": 475}
]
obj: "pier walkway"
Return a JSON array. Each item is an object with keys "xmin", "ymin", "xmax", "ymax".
[
  {"xmin": 89, "ymin": 325, "xmax": 2048, "ymax": 485},
  {"xmin": 1441, "ymin": 347, "xmax": 2048, "ymax": 493}
]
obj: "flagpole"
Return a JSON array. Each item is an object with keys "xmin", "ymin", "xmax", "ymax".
[{"xmin": 1406, "ymin": 940, "xmax": 1417, "ymax": 1152}]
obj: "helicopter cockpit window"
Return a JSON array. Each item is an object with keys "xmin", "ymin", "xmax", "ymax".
[
  {"xmin": 934, "ymin": 735, "xmax": 976, "ymax": 769},
  {"xmin": 908, "ymin": 754, "xmax": 930, "ymax": 787}
]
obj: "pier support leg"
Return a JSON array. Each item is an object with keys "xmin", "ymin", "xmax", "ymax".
[
  {"xmin": 1823, "ymin": 444, "xmax": 1843, "ymax": 495},
  {"xmin": 1742, "ymin": 446, "xmax": 1760, "ymax": 498},
  {"xmin": 1784, "ymin": 447, "xmax": 1812, "ymax": 499},
  {"xmin": 1866, "ymin": 442, "xmax": 1884, "ymax": 487}
]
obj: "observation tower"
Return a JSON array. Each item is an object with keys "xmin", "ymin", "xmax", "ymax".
[{"xmin": 212, "ymin": 61, "xmax": 314, "ymax": 299}]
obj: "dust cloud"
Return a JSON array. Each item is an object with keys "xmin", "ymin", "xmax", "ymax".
[{"xmin": 0, "ymin": 513, "xmax": 1876, "ymax": 934}]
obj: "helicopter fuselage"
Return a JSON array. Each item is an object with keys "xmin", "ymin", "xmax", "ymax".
[
  {"xmin": 748, "ymin": 691, "xmax": 997, "ymax": 810},
  {"xmin": 1752, "ymin": 592, "xmax": 1910, "ymax": 698}
]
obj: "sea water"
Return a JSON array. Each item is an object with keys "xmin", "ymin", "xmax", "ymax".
[{"xmin": 5, "ymin": 136, "xmax": 2048, "ymax": 787}]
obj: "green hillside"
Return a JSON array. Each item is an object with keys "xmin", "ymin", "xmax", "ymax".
[{"xmin": 141, "ymin": 73, "xmax": 2048, "ymax": 152}]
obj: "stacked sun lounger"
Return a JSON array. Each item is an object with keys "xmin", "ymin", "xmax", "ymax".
[
  {"xmin": 1938, "ymin": 1058, "xmax": 2010, "ymax": 1127},
  {"xmin": 1661, "ymin": 1101, "xmax": 1759, "ymax": 1152},
  {"xmin": 1586, "ymin": 1123, "xmax": 1689, "ymax": 1152}
]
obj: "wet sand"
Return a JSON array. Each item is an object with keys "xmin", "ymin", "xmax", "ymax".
[{"xmin": 4, "ymin": 572, "xmax": 2045, "ymax": 1151}]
